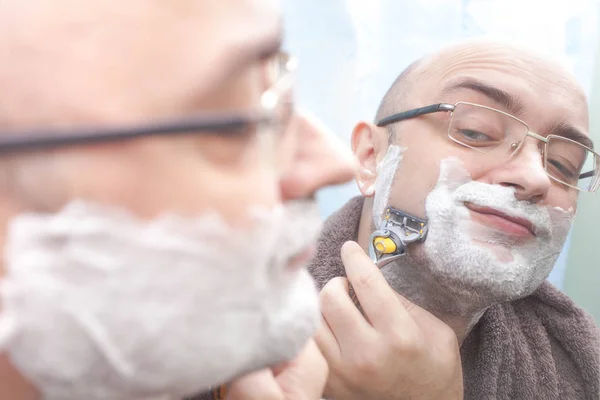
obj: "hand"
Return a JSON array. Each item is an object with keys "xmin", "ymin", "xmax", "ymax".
[
  {"xmin": 315, "ymin": 241, "xmax": 463, "ymax": 400},
  {"xmin": 225, "ymin": 339, "xmax": 328, "ymax": 400}
]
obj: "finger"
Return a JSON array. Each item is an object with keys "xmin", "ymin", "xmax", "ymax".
[
  {"xmin": 341, "ymin": 241, "xmax": 414, "ymax": 331},
  {"xmin": 225, "ymin": 369, "xmax": 282, "ymax": 400},
  {"xmin": 314, "ymin": 316, "xmax": 341, "ymax": 363},
  {"xmin": 319, "ymin": 276, "xmax": 375, "ymax": 349},
  {"xmin": 274, "ymin": 339, "xmax": 329, "ymax": 400}
]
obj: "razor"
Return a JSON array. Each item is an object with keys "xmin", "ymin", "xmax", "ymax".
[{"xmin": 369, "ymin": 207, "xmax": 429, "ymax": 268}]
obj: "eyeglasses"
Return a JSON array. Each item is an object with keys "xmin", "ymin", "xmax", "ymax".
[
  {"xmin": 0, "ymin": 52, "xmax": 296, "ymax": 153},
  {"xmin": 377, "ymin": 102, "xmax": 600, "ymax": 193}
]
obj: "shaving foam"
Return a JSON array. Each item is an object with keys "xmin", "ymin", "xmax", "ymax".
[
  {"xmin": 421, "ymin": 157, "xmax": 573, "ymax": 300},
  {"xmin": 372, "ymin": 145, "xmax": 405, "ymax": 226},
  {"xmin": 0, "ymin": 199, "xmax": 322, "ymax": 400}
]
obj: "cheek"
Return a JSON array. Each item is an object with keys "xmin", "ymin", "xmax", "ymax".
[
  {"xmin": 386, "ymin": 125, "xmax": 476, "ymax": 216},
  {"xmin": 385, "ymin": 147, "xmax": 442, "ymax": 218},
  {"xmin": 384, "ymin": 141, "xmax": 490, "ymax": 219},
  {"xmin": 544, "ymin": 187, "xmax": 579, "ymax": 213},
  {"xmin": 186, "ymin": 165, "xmax": 280, "ymax": 227},
  {"xmin": 57, "ymin": 137, "xmax": 281, "ymax": 229}
]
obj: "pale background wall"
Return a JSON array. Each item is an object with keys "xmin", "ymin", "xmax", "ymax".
[
  {"xmin": 282, "ymin": 0, "xmax": 600, "ymax": 320},
  {"xmin": 564, "ymin": 28, "xmax": 600, "ymax": 323}
]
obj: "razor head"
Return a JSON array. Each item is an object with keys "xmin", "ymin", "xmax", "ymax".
[{"xmin": 369, "ymin": 207, "xmax": 429, "ymax": 267}]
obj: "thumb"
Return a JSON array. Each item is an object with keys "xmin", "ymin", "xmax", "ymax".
[
  {"xmin": 274, "ymin": 339, "xmax": 328, "ymax": 400},
  {"xmin": 225, "ymin": 369, "xmax": 282, "ymax": 400}
]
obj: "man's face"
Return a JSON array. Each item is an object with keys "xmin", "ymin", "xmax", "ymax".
[
  {"xmin": 354, "ymin": 44, "xmax": 590, "ymax": 304},
  {"xmin": 385, "ymin": 48, "xmax": 588, "ymax": 221}
]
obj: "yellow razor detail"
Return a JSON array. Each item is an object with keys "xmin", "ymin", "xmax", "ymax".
[{"xmin": 373, "ymin": 237, "xmax": 397, "ymax": 254}]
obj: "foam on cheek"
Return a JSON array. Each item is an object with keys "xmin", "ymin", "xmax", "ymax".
[
  {"xmin": 372, "ymin": 145, "xmax": 405, "ymax": 226},
  {"xmin": 548, "ymin": 206, "xmax": 575, "ymax": 239},
  {"xmin": 422, "ymin": 157, "xmax": 574, "ymax": 301}
]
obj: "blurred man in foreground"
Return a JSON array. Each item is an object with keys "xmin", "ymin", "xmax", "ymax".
[{"xmin": 0, "ymin": 1, "xmax": 355, "ymax": 399}]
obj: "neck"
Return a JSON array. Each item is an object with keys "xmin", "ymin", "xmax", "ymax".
[{"xmin": 357, "ymin": 199, "xmax": 485, "ymax": 344}]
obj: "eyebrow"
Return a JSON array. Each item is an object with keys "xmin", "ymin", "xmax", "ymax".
[
  {"xmin": 189, "ymin": 25, "xmax": 283, "ymax": 107},
  {"xmin": 441, "ymin": 78, "xmax": 525, "ymax": 116},
  {"xmin": 254, "ymin": 31, "xmax": 284, "ymax": 61},
  {"xmin": 232, "ymin": 23, "xmax": 284, "ymax": 71},
  {"xmin": 544, "ymin": 120, "xmax": 594, "ymax": 150}
]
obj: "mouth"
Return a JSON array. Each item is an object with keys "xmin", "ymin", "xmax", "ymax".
[
  {"xmin": 465, "ymin": 202, "xmax": 536, "ymax": 238},
  {"xmin": 286, "ymin": 244, "xmax": 317, "ymax": 271}
]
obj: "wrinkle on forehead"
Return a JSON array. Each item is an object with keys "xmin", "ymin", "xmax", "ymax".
[
  {"xmin": 411, "ymin": 40, "xmax": 589, "ymax": 130},
  {"xmin": 436, "ymin": 42, "xmax": 584, "ymax": 99}
]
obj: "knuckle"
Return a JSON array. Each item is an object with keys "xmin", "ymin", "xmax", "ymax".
[
  {"xmin": 387, "ymin": 330, "xmax": 410, "ymax": 352},
  {"xmin": 319, "ymin": 277, "xmax": 348, "ymax": 302},
  {"xmin": 354, "ymin": 270, "xmax": 377, "ymax": 290},
  {"xmin": 437, "ymin": 325, "xmax": 460, "ymax": 352},
  {"xmin": 398, "ymin": 297, "xmax": 419, "ymax": 313},
  {"xmin": 350, "ymin": 348, "xmax": 385, "ymax": 376},
  {"xmin": 390, "ymin": 332, "xmax": 422, "ymax": 358}
]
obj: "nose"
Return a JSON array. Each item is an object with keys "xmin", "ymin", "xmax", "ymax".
[
  {"xmin": 279, "ymin": 111, "xmax": 356, "ymax": 200},
  {"xmin": 490, "ymin": 140, "xmax": 552, "ymax": 203}
]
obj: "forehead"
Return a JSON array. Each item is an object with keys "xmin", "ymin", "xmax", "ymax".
[
  {"xmin": 422, "ymin": 46, "xmax": 590, "ymax": 137},
  {"xmin": 161, "ymin": 0, "xmax": 284, "ymax": 96},
  {"xmin": 0, "ymin": 0, "xmax": 283, "ymax": 125}
]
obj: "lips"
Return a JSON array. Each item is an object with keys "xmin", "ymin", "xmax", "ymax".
[{"xmin": 465, "ymin": 202, "xmax": 536, "ymax": 238}]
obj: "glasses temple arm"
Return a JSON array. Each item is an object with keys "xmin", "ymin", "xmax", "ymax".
[{"xmin": 376, "ymin": 103, "xmax": 454, "ymax": 127}]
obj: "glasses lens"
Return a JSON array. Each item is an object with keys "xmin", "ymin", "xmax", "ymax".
[
  {"xmin": 258, "ymin": 52, "xmax": 295, "ymax": 166},
  {"xmin": 546, "ymin": 136, "xmax": 599, "ymax": 192},
  {"xmin": 448, "ymin": 103, "xmax": 529, "ymax": 157}
]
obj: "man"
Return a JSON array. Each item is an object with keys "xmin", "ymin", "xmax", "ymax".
[
  {"xmin": 310, "ymin": 40, "xmax": 600, "ymax": 399},
  {"xmin": 0, "ymin": 1, "xmax": 357, "ymax": 399}
]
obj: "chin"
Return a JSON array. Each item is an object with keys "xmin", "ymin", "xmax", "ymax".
[
  {"xmin": 471, "ymin": 240, "xmax": 516, "ymax": 263},
  {"xmin": 262, "ymin": 269, "xmax": 320, "ymax": 359},
  {"xmin": 222, "ymin": 268, "xmax": 320, "ymax": 383}
]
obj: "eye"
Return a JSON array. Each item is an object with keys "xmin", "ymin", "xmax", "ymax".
[
  {"xmin": 458, "ymin": 129, "xmax": 494, "ymax": 142},
  {"xmin": 548, "ymin": 158, "xmax": 578, "ymax": 181}
]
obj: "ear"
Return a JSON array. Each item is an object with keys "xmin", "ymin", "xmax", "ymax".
[{"xmin": 351, "ymin": 121, "xmax": 388, "ymax": 197}]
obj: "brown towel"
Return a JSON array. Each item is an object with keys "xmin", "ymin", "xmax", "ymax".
[
  {"xmin": 308, "ymin": 196, "xmax": 600, "ymax": 400},
  {"xmin": 185, "ymin": 386, "xmax": 223, "ymax": 400}
]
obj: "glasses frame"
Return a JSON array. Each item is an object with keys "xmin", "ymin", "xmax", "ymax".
[
  {"xmin": 0, "ymin": 52, "xmax": 296, "ymax": 154},
  {"xmin": 376, "ymin": 101, "xmax": 599, "ymax": 192}
]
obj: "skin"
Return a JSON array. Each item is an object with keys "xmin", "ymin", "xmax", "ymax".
[
  {"xmin": 316, "ymin": 41, "xmax": 590, "ymax": 399},
  {"xmin": 316, "ymin": 242, "xmax": 463, "ymax": 400},
  {"xmin": 0, "ymin": 0, "xmax": 356, "ymax": 399}
]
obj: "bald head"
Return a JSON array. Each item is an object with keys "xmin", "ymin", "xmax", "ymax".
[{"xmin": 375, "ymin": 40, "xmax": 588, "ymax": 128}]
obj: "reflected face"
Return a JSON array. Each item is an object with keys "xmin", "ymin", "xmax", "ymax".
[{"xmin": 357, "ymin": 43, "xmax": 590, "ymax": 307}]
